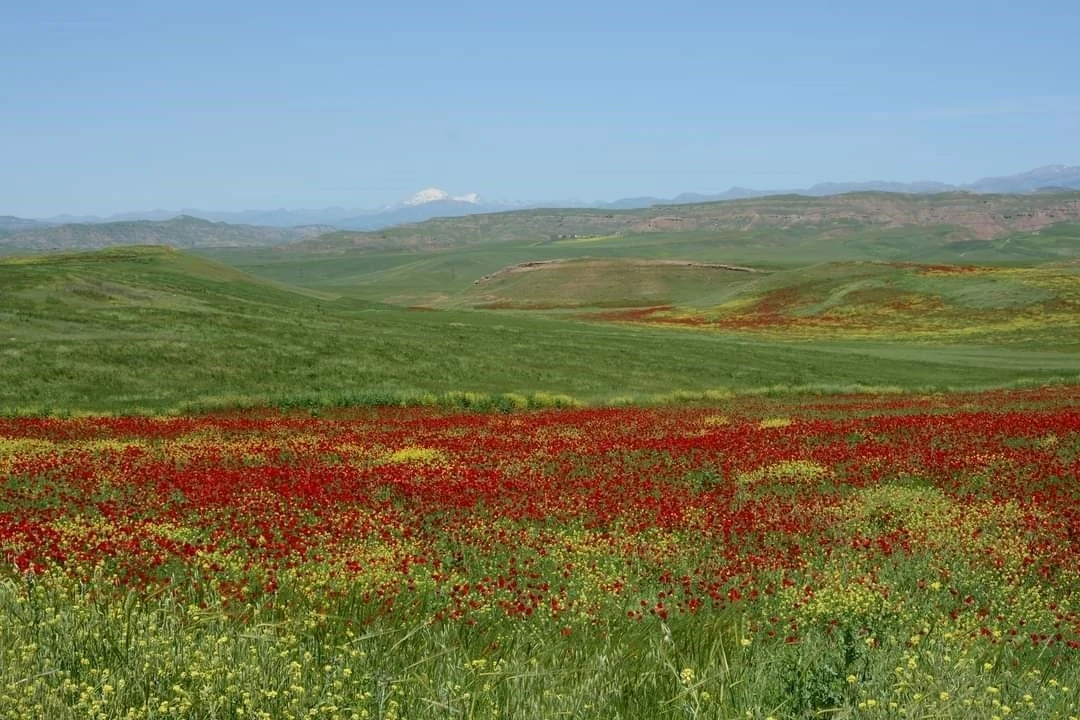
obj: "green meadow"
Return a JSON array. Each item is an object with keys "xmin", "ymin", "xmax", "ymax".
[{"xmin": 1, "ymin": 209, "xmax": 1079, "ymax": 415}]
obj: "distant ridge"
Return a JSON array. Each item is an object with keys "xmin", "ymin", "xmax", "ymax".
[
  {"xmin": 592, "ymin": 165, "xmax": 1080, "ymax": 209},
  {"xmin": 0, "ymin": 215, "xmax": 333, "ymax": 252},
  {"xmin": 968, "ymin": 165, "xmax": 1080, "ymax": 193},
  {"xmin": 0, "ymin": 216, "xmax": 48, "ymax": 233},
  {"xmin": 13, "ymin": 164, "xmax": 1080, "ymax": 230},
  {"xmin": 291, "ymin": 189, "xmax": 1080, "ymax": 254},
  {"xmin": 8, "ymin": 188, "xmax": 1080, "ymax": 256}
]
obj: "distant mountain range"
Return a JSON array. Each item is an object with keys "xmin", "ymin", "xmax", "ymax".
[
  {"xmin": 0, "ymin": 216, "xmax": 50, "ymax": 233},
  {"xmin": 598, "ymin": 164, "xmax": 1080, "ymax": 209},
  {"xmin": 3, "ymin": 165, "xmax": 1079, "ymax": 238},
  {"xmin": 21, "ymin": 188, "xmax": 507, "ymax": 232},
  {"xmin": 0, "ymin": 215, "xmax": 332, "ymax": 252},
  {"xmin": 4, "ymin": 186, "xmax": 1080, "ymax": 255}
]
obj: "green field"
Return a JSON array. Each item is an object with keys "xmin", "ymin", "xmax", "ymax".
[
  {"xmin": 3, "ymin": 194, "xmax": 1080, "ymax": 414},
  {"xmin": 1, "ymin": 233, "xmax": 1079, "ymax": 414},
  {"xmin": 202, "ymin": 202, "xmax": 1080, "ymax": 311},
  {"xmin": 205, "ymin": 223, "xmax": 1080, "ymax": 305}
]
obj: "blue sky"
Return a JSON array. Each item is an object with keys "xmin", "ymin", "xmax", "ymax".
[{"xmin": 2, "ymin": 1, "xmax": 1078, "ymax": 217}]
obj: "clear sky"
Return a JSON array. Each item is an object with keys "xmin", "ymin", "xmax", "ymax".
[{"xmin": 2, "ymin": 1, "xmax": 1078, "ymax": 217}]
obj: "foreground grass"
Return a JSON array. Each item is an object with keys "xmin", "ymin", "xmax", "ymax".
[
  {"xmin": 2, "ymin": 390, "xmax": 1079, "ymax": 718},
  {"xmin": 3, "ymin": 247, "xmax": 1080, "ymax": 415},
  {"xmin": 5, "ymin": 574, "xmax": 1077, "ymax": 720}
]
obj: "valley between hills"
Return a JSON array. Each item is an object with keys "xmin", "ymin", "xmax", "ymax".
[{"xmin": 1, "ymin": 190, "xmax": 1079, "ymax": 413}]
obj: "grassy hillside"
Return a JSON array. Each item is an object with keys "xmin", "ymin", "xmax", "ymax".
[
  {"xmin": 3, "ymin": 246, "xmax": 1078, "ymax": 414},
  {"xmin": 206, "ymin": 219, "xmax": 1080, "ymax": 313},
  {"xmin": 572, "ymin": 261, "xmax": 1080, "ymax": 346},
  {"xmin": 289, "ymin": 249, "xmax": 1079, "ymax": 348},
  {"xmin": 462, "ymin": 258, "xmax": 760, "ymax": 309}
]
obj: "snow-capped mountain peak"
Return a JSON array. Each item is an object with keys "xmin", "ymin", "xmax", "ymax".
[
  {"xmin": 401, "ymin": 188, "xmax": 481, "ymax": 206},
  {"xmin": 403, "ymin": 188, "xmax": 450, "ymax": 206}
]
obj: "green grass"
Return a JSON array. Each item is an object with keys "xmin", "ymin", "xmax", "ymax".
[
  {"xmin": 706, "ymin": 261, "xmax": 1079, "ymax": 312},
  {"xmin": 4, "ymin": 246, "xmax": 1080, "ymax": 414},
  {"xmin": 461, "ymin": 258, "xmax": 758, "ymax": 309},
  {"xmin": 421, "ymin": 258, "xmax": 1080, "ymax": 347},
  {"xmin": 210, "ymin": 244, "xmax": 1080, "ymax": 347},
  {"xmin": 7, "ymin": 571, "xmax": 1078, "ymax": 720},
  {"xmin": 203, "ymin": 218, "xmax": 1080, "ymax": 311}
]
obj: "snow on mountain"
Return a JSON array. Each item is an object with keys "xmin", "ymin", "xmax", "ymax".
[
  {"xmin": 401, "ymin": 188, "xmax": 481, "ymax": 206},
  {"xmin": 403, "ymin": 188, "xmax": 451, "ymax": 206},
  {"xmin": 20, "ymin": 166, "xmax": 1079, "ymax": 230}
]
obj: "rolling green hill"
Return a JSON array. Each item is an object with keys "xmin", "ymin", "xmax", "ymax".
[
  {"xmin": 196, "ymin": 191, "xmax": 1080, "ymax": 314},
  {"xmin": 568, "ymin": 260, "xmax": 1080, "ymax": 346},
  {"xmin": 461, "ymin": 258, "xmax": 761, "ymax": 309},
  {"xmin": 3, "ymin": 246, "xmax": 1078, "ymax": 414},
  {"xmin": 325, "ymin": 251, "xmax": 1078, "ymax": 348},
  {"xmin": 205, "ymin": 221, "xmax": 1080, "ymax": 312},
  {"xmin": 7, "ymin": 192, "xmax": 1080, "ymax": 415}
]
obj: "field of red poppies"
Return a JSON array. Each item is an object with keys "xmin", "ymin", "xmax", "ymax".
[{"xmin": 2, "ymin": 388, "xmax": 1079, "ymax": 719}]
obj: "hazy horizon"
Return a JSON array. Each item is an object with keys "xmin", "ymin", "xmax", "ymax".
[
  {"xmin": 3, "ymin": 1, "xmax": 1079, "ymax": 217},
  {"xmin": 10, "ymin": 163, "xmax": 1080, "ymax": 223}
]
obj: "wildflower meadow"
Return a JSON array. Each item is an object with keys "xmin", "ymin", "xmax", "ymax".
[{"xmin": 2, "ymin": 388, "xmax": 1079, "ymax": 719}]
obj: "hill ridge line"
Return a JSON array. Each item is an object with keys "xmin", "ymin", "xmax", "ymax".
[
  {"xmin": 293, "ymin": 190, "xmax": 1080, "ymax": 254},
  {"xmin": 473, "ymin": 258, "xmax": 764, "ymax": 285}
]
